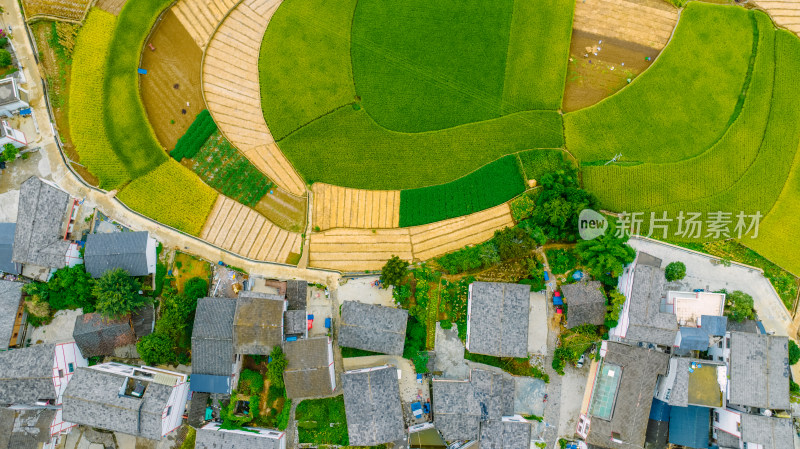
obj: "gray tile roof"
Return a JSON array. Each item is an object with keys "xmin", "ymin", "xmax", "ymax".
[
  {"xmin": 740, "ymin": 414, "xmax": 795, "ymax": 449},
  {"xmin": 479, "ymin": 419, "xmax": 532, "ymax": 449},
  {"xmin": 727, "ymin": 319, "xmax": 759, "ymax": 334},
  {"xmin": 12, "ymin": 177, "xmax": 70, "ymax": 269},
  {"xmin": 585, "ymin": 342, "xmax": 669, "ymax": 449},
  {"xmin": 0, "ymin": 343, "xmax": 56, "ymax": 404},
  {"xmin": 84, "ymin": 231, "xmax": 151, "ymax": 278},
  {"xmin": 187, "ymin": 392, "xmax": 210, "ymax": 428},
  {"xmin": 678, "ymin": 327, "xmax": 709, "ymax": 351},
  {"xmin": 339, "ymin": 301, "xmax": 408, "ymax": 356},
  {"xmin": 286, "ymin": 280, "xmax": 307, "ymax": 310},
  {"xmin": 0, "ymin": 281, "xmax": 22, "ymax": 351},
  {"xmin": 0, "ymin": 407, "xmax": 56, "ymax": 449},
  {"xmin": 195, "ymin": 425, "xmax": 285, "ymax": 449},
  {"xmin": 284, "ymin": 310, "xmax": 307, "ymax": 336},
  {"xmin": 234, "ymin": 291, "xmax": 285, "ymax": 355},
  {"xmin": 701, "ymin": 315, "xmax": 727, "ymax": 337},
  {"xmin": 342, "ymin": 366, "xmax": 405, "ymax": 446},
  {"xmin": 0, "ymin": 408, "xmax": 12, "ymax": 448},
  {"xmin": 562, "ymin": 281, "xmax": 607, "ymax": 328},
  {"xmin": 467, "ymin": 282, "xmax": 530, "ymax": 358},
  {"xmin": 62, "ymin": 367, "xmax": 173, "ymax": 440},
  {"xmin": 72, "ymin": 313, "xmax": 136, "ymax": 357},
  {"xmin": 715, "ymin": 427, "xmax": 741, "ymax": 448},
  {"xmin": 623, "ymin": 265, "xmax": 678, "ymax": 347},
  {"xmin": 728, "ymin": 332, "xmax": 790, "ymax": 410},
  {"xmin": 433, "ymin": 369, "xmax": 515, "ymax": 442},
  {"xmin": 0, "ymin": 223, "xmax": 20, "ymax": 275},
  {"xmin": 283, "ymin": 337, "xmax": 334, "ymax": 399},
  {"xmin": 192, "ymin": 298, "xmax": 236, "ymax": 376}
]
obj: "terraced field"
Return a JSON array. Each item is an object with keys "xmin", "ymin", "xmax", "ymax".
[
  {"xmin": 172, "ymin": 0, "xmax": 239, "ymax": 48},
  {"xmin": 755, "ymin": 0, "xmax": 800, "ymax": 36},
  {"xmin": 312, "ymin": 184, "xmax": 400, "ymax": 231},
  {"xmin": 572, "ymin": 0, "xmax": 678, "ymax": 49}
]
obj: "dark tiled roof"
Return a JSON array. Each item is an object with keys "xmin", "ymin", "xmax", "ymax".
[
  {"xmin": 12, "ymin": 177, "xmax": 70, "ymax": 269},
  {"xmin": 467, "ymin": 282, "xmax": 530, "ymax": 358},
  {"xmin": 562, "ymin": 281, "xmax": 607, "ymax": 328},
  {"xmin": 668, "ymin": 406, "xmax": 709, "ymax": 449},
  {"xmin": 0, "ymin": 223, "xmax": 20, "ymax": 275},
  {"xmin": 624, "ymin": 265, "xmax": 678, "ymax": 347},
  {"xmin": 192, "ymin": 298, "xmax": 236, "ymax": 376},
  {"xmin": 479, "ymin": 419, "xmax": 532, "ymax": 449},
  {"xmin": 0, "ymin": 343, "xmax": 56, "ymax": 404},
  {"xmin": 284, "ymin": 310, "xmax": 307, "ymax": 336},
  {"xmin": 585, "ymin": 342, "xmax": 669, "ymax": 449},
  {"xmin": 678, "ymin": 327, "xmax": 709, "ymax": 351},
  {"xmin": 740, "ymin": 414, "xmax": 794, "ymax": 449},
  {"xmin": 342, "ymin": 366, "xmax": 405, "ymax": 446},
  {"xmin": 0, "ymin": 281, "xmax": 22, "ymax": 351},
  {"xmin": 700, "ymin": 315, "xmax": 727, "ymax": 337},
  {"xmin": 286, "ymin": 280, "xmax": 307, "ymax": 310},
  {"xmin": 339, "ymin": 301, "xmax": 408, "ymax": 356},
  {"xmin": 5, "ymin": 408, "xmax": 56, "ymax": 449},
  {"xmin": 283, "ymin": 337, "xmax": 334, "ymax": 399},
  {"xmin": 131, "ymin": 303, "xmax": 155, "ymax": 338},
  {"xmin": 188, "ymin": 392, "xmax": 210, "ymax": 428},
  {"xmin": 84, "ymin": 231, "xmax": 152, "ymax": 278},
  {"xmin": 72, "ymin": 313, "xmax": 136, "ymax": 357},
  {"xmin": 234, "ymin": 291, "xmax": 285, "ymax": 355},
  {"xmin": 195, "ymin": 425, "xmax": 285, "ymax": 449},
  {"xmin": 0, "ymin": 408, "xmax": 12, "ymax": 448},
  {"xmin": 728, "ymin": 332, "xmax": 790, "ymax": 410},
  {"xmin": 727, "ymin": 319, "xmax": 759, "ymax": 334},
  {"xmin": 62, "ymin": 367, "xmax": 173, "ymax": 440}
]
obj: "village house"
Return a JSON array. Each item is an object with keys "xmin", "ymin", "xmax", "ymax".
[
  {"xmin": 0, "ymin": 406, "xmax": 58, "ymax": 449},
  {"xmin": 195, "ymin": 422, "xmax": 287, "ymax": 449},
  {"xmin": 339, "ymin": 301, "xmax": 408, "ymax": 355},
  {"xmin": 341, "ymin": 365, "xmax": 405, "ymax": 446},
  {"xmin": 0, "ymin": 223, "xmax": 20, "ymax": 275},
  {"xmin": 234, "ymin": 290, "xmax": 286, "ymax": 354},
  {"xmin": 283, "ymin": 336, "xmax": 335, "ymax": 399},
  {"xmin": 466, "ymin": 282, "xmax": 530, "ymax": 358},
  {"xmin": 72, "ymin": 305, "xmax": 153, "ymax": 358},
  {"xmin": 191, "ymin": 297, "xmax": 238, "ymax": 395},
  {"xmin": 0, "ymin": 280, "xmax": 25, "ymax": 350},
  {"xmin": 83, "ymin": 231, "xmax": 156, "ymax": 278},
  {"xmin": 561, "ymin": 280, "xmax": 607, "ymax": 328}
]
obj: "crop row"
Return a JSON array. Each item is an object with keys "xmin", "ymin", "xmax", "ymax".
[
  {"xmin": 23, "ymin": 0, "xmax": 90, "ymax": 21},
  {"xmin": 171, "ymin": 109, "xmax": 217, "ymax": 161},
  {"xmin": 399, "ymin": 155, "xmax": 525, "ymax": 227}
]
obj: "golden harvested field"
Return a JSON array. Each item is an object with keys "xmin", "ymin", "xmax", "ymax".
[
  {"xmin": 171, "ymin": 0, "xmax": 239, "ymax": 48},
  {"xmin": 755, "ymin": 1, "xmax": 800, "ymax": 37},
  {"xmin": 312, "ymin": 183, "xmax": 400, "ymax": 231},
  {"xmin": 572, "ymin": 0, "xmax": 678, "ymax": 50},
  {"xmin": 201, "ymin": 196, "xmax": 302, "ymax": 264},
  {"xmin": 23, "ymin": 0, "xmax": 91, "ymax": 22}
]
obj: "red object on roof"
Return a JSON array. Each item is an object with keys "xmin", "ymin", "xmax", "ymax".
[
  {"xmin": 554, "ymin": 291, "xmax": 561, "ymax": 297},
  {"xmin": 556, "ymin": 307, "xmax": 563, "ymax": 314},
  {"xmin": 307, "ymin": 319, "xmax": 313, "ymax": 330}
]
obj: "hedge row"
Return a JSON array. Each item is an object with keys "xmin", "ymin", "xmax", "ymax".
[
  {"xmin": 171, "ymin": 109, "xmax": 217, "ymax": 161},
  {"xmin": 398, "ymin": 155, "xmax": 525, "ymax": 227}
]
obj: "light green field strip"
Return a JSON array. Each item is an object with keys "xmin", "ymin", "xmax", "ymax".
[
  {"xmin": 501, "ymin": 0, "xmax": 575, "ymax": 113},
  {"xmin": 565, "ymin": 2, "xmax": 754, "ymax": 163},
  {"xmin": 583, "ymin": 11, "xmax": 774, "ymax": 211}
]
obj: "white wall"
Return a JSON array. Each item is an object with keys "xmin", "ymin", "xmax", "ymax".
[
  {"xmin": 327, "ymin": 338, "xmax": 336, "ymax": 391},
  {"xmin": 145, "ymin": 237, "xmax": 157, "ymax": 275},
  {"xmin": 161, "ymin": 376, "xmax": 189, "ymax": 437}
]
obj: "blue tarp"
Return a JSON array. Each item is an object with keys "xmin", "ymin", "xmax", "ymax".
[
  {"xmin": 649, "ymin": 398, "xmax": 671, "ymax": 422},
  {"xmin": 553, "ymin": 296, "xmax": 563, "ymax": 306},
  {"xmin": 190, "ymin": 374, "xmax": 231, "ymax": 394},
  {"xmin": 757, "ymin": 321, "xmax": 767, "ymax": 334},
  {"xmin": 679, "ymin": 327, "xmax": 710, "ymax": 351},
  {"xmin": 701, "ymin": 315, "xmax": 728, "ymax": 337},
  {"xmin": 669, "ymin": 406, "xmax": 710, "ymax": 449}
]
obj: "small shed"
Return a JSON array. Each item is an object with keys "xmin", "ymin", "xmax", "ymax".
[{"xmin": 72, "ymin": 313, "xmax": 136, "ymax": 357}]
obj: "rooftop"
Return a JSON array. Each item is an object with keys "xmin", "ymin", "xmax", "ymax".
[
  {"xmin": 624, "ymin": 264, "xmax": 678, "ymax": 347},
  {"xmin": 668, "ymin": 405, "xmax": 709, "ymax": 449},
  {"xmin": 72, "ymin": 313, "xmax": 136, "ymax": 358},
  {"xmin": 84, "ymin": 231, "xmax": 153, "ymax": 278},
  {"xmin": 0, "ymin": 281, "xmax": 22, "ymax": 350},
  {"xmin": 0, "ymin": 343, "xmax": 56, "ymax": 404},
  {"xmin": 667, "ymin": 291, "xmax": 725, "ymax": 327},
  {"xmin": 664, "ymin": 358, "xmax": 725, "ymax": 408},
  {"xmin": 0, "ymin": 223, "xmax": 20, "ymax": 275},
  {"xmin": 195, "ymin": 422, "xmax": 285, "ymax": 449},
  {"xmin": 0, "ymin": 407, "xmax": 56, "ymax": 449},
  {"xmin": 479, "ymin": 418, "xmax": 532, "ymax": 449},
  {"xmin": 342, "ymin": 366, "xmax": 405, "ymax": 446},
  {"xmin": 284, "ymin": 310, "xmax": 307, "ymax": 336},
  {"xmin": 192, "ymin": 298, "xmax": 236, "ymax": 378},
  {"xmin": 234, "ymin": 291, "xmax": 285, "ymax": 355},
  {"xmin": 283, "ymin": 337, "xmax": 334, "ymax": 399},
  {"xmin": 0, "ymin": 78, "xmax": 21, "ymax": 106},
  {"xmin": 339, "ymin": 301, "xmax": 408, "ymax": 355},
  {"xmin": 467, "ymin": 282, "xmax": 530, "ymax": 358},
  {"xmin": 700, "ymin": 315, "xmax": 727, "ymax": 337},
  {"xmin": 677, "ymin": 326, "xmax": 710, "ymax": 352},
  {"xmin": 740, "ymin": 414, "xmax": 795, "ymax": 449},
  {"xmin": 728, "ymin": 332, "xmax": 790, "ymax": 410},
  {"xmin": 286, "ymin": 280, "xmax": 307, "ymax": 310},
  {"xmin": 12, "ymin": 177, "xmax": 71, "ymax": 269},
  {"xmin": 562, "ymin": 281, "xmax": 607, "ymax": 328}
]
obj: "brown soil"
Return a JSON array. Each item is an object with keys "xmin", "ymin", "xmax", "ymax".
[
  {"xmin": 32, "ymin": 22, "xmax": 99, "ymax": 186},
  {"xmin": 172, "ymin": 252, "xmax": 212, "ymax": 293},
  {"xmin": 141, "ymin": 9, "xmax": 204, "ymax": 151},
  {"xmin": 255, "ymin": 188, "xmax": 307, "ymax": 233},
  {"xmin": 562, "ymin": 30, "xmax": 660, "ymax": 112},
  {"xmin": 95, "ymin": 0, "xmax": 127, "ymax": 16}
]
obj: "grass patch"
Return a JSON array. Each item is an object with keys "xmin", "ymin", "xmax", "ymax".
[
  {"xmin": 117, "ymin": 160, "xmax": 218, "ymax": 236},
  {"xmin": 171, "ymin": 252, "xmax": 212, "ymax": 294},
  {"xmin": 295, "ymin": 396, "xmax": 349, "ymax": 446},
  {"xmin": 546, "ymin": 248, "xmax": 578, "ymax": 275},
  {"xmin": 398, "ymin": 155, "xmax": 525, "ymax": 227},
  {"xmin": 102, "ymin": 0, "xmax": 171, "ymax": 179},
  {"xmin": 68, "ymin": 9, "xmax": 129, "ymax": 189},
  {"xmin": 517, "ymin": 149, "xmax": 574, "ymax": 182},
  {"xmin": 564, "ymin": 3, "xmax": 755, "ymax": 163},
  {"xmin": 464, "ymin": 351, "xmax": 549, "ymax": 382},
  {"xmin": 259, "ymin": 0, "xmax": 358, "ymax": 140},
  {"xmin": 501, "ymin": 0, "xmax": 575, "ymax": 112},
  {"xmin": 187, "ymin": 132, "xmax": 274, "ymax": 208}
]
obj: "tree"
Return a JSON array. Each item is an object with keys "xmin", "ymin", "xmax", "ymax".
[
  {"xmin": 493, "ymin": 226, "xmax": 536, "ymax": 260},
  {"xmin": 136, "ymin": 333, "xmax": 176, "ymax": 365},
  {"xmin": 23, "ymin": 264, "xmax": 96, "ymax": 312},
  {"xmin": 665, "ymin": 262, "xmax": 687, "ymax": 282},
  {"xmin": 606, "ymin": 288, "xmax": 626, "ymax": 325},
  {"xmin": 0, "ymin": 144, "xmax": 18, "ymax": 163},
  {"xmin": 532, "ymin": 170, "xmax": 598, "ymax": 242},
  {"xmin": 724, "ymin": 290, "xmax": 755, "ymax": 322},
  {"xmin": 0, "ymin": 49, "xmax": 11, "ymax": 67},
  {"xmin": 93, "ymin": 269, "xmax": 148, "ymax": 319},
  {"xmin": 268, "ymin": 346, "xmax": 288, "ymax": 389},
  {"xmin": 789, "ymin": 340, "xmax": 800, "ymax": 366},
  {"xmin": 184, "ymin": 277, "xmax": 209, "ymax": 302},
  {"xmin": 380, "ymin": 255, "xmax": 409, "ymax": 287},
  {"xmin": 575, "ymin": 232, "xmax": 636, "ymax": 286}
]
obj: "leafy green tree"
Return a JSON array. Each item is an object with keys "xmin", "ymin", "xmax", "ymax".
[
  {"xmin": 1, "ymin": 144, "xmax": 18, "ymax": 163},
  {"xmin": 724, "ymin": 290, "xmax": 755, "ymax": 322},
  {"xmin": 0, "ymin": 49, "xmax": 11, "ymax": 67},
  {"xmin": 665, "ymin": 262, "xmax": 687, "ymax": 282},
  {"xmin": 136, "ymin": 333, "xmax": 176, "ymax": 365},
  {"xmin": 575, "ymin": 232, "xmax": 636, "ymax": 286},
  {"xmin": 268, "ymin": 346, "xmax": 288, "ymax": 389},
  {"xmin": 239, "ymin": 369, "xmax": 264, "ymax": 395},
  {"xmin": 380, "ymin": 255, "xmax": 409, "ymax": 287},
  {"xmin": 23, "ymin": 264, "xmax": 96, "ymax": 312},
  {"xmin": 184, "ymin": 277, "xmax": 209, "ymax": 302},
  {"xmin": 790, "ymin": 340, "xmax": 800, "ymax": 366},
  {"xmin": 532, "ymin": 170, "xmax": 598, "ymax": 242},
  {"xmin": 493, "ymin": 226, "xmax": 536, "ymax": 260},
  {"xmin": 606, "ymin": 288, "xmax": 626, "ymax": 326},
  {"xmin": 93, "ymin": 269, "xmax": 148, "ymax": 319}
]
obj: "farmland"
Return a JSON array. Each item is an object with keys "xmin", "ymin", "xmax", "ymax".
[
  {"xmin": 399, "ymin": 155, "xmax": 525, "ymax": 227},
  {"xmin": 22, "ymin": 0, "xmax": 91, "ymax": 22}
]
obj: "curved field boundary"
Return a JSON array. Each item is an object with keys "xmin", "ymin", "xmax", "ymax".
[
  {"xmin": 201, "ymin": 195, "xmax": 302, "ymax": 263},
  {"xmin": 755, "ymin": 1, "xmax": 800, "ymax": 37},
  {"xmin": 172, "ymin": 0, "xmax": 239, "ymax": 48},
  {"xmin": 312, "ymin": 184, "xmax": 400, "ymax": 231},
  {"xmin": 308, "ymin": 203, "xmax": 513, "ymax": 271},
  {"xmin": 22, "ymin": 0, "xmax": 92, "ymax": 23},
  {"xmin": 202, "ymin": 0, "xmax": 307, "ymax": 196},
  {"xmin": 572, "ymin": 0, "xmax": 677, "ymax": 49}
]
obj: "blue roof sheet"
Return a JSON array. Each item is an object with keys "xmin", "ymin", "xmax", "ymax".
[
  {"xmin": 679, "ymin": 327, "xmax": 709, "ymax": 351},
  {"xmin": 669, "ymin": 405, "xmax": 710, "ymax": 449},
  {"xmin": 649, "ymin": 398, "xmax": 671, "ymax": 422},
  {"xmin": 190, "ymin": 374, "xmax": 231, "ymax": 394},
  {"xmin": 701, "ymin": 315, "xmax": 727, "ymax": 337}
]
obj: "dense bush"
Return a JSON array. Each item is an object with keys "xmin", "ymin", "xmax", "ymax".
[
  {"xmin": 510, "ymin": 192, "xmax": 536, "ymax": 222},
  {"xmin": 93, "ymin": 268, "xmax": 147, "ymax": 319},
  {"xmin": 171, "ymin": 110, "xmax": 218, "ymax": 161},
  {"xmin": 399, "ymin": 155, "xmax": 526, "ymax": 227},
  {"xmin": 531, "ymin": 170, "xmax": 597, "ymax": 242},
  {"xmin": 723, "ymin": 290, "xmax": 756, "ymax": 322},
  {"xmin": 546, "ymin": 249, "xmax": 577, "ymax": 275},
  {"xmin": 380, "ymin": 255, "xmax": 409, "ymax": 287},
  {"xmin": 436, "ymin": 222, "xmax": 543, "ymax": 274},
  {"xmin": 23, "ymin": 265, "xmax": 96, "ymax": 315},
  {"xmin": 665, "ymin": 262, "xmax": 687, "ymax": 281},
  {"xmin": 295, "ymin": 397, "xmax": 349, "ymax": 445},
  {"xmin": 136, "ymin": 333, "xmax": 176, "ymax": 365},
  {"xmin": 268, "ymin": 346, "xmax": 287, "ymax": 389},
  {"xmin": 789, "ymin": 341, "xmax": 800, "ymax": 366},
  {"xmin": 239, "ymin": 369, "xmax": 264, "ymax": 395}
]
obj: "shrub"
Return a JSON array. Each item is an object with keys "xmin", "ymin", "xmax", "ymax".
[
  {"xmin": 665, "ymin": 262, "xmax": 687, "ymax": 281},
  {"xmin": 380, "ymin": 255, "xmax": 409, "ymax": 287},
  {"xmin": 171, "ymin": 110, "xmax": 218, "ymax": 161},
  {"xmin": 0, "ymin": 49, "xmax": 10, "ymax": 67},
  {"xmin": 510, "ymin": 193, "xmax": 536, "ymax": 222},
  {"xmin": 137, "ymin": 333, "xmax": 176, "ymax": 366},
  {"xmin": 23, "ymin": 265, "xmax": 96, "ymax": 313},
  {"xmin": 239, "ymin": 369, "xmax": 264, "ymax": 395},
  {"xmin": 791, "ymin": 380, "xmax": 800, "ymax": 394},
  {"xmin": 268, "ymin": 346, "xmax": 288, "ymax": 389},
  {"xmin": 790, "ymin": 340, "xmax": 800, "ymax": 365},
  {"xmin": 277, "ymin": 398, "xmax": 292, "ymax": 431},
  {"xmin": 546, "ymin": 248, "xmax": 577, "ymax": 275}
]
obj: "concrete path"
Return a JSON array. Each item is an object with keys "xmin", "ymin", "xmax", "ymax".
[
  {"xmin": 337, "ymin": 276, "xmax": 394, "ymax": 307},
  {"xmin": 528, "ymin": 291, "xmax": 548, "ymax": 355},
  {"xmin": 628, "ymin": 237, "xmax": 793, "ymax": 336}
]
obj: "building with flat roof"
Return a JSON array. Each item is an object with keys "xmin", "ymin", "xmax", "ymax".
[
  {"xmin": 466, "ymin": 282, "xmax": 530, "ymax": 358},
  {"xmin": 656, "ymin": 358, "xmax": 726, "ymax": 408},
  {"xmin": 341, "ymin": 365, "xmax": 405, "ymax": 446},
  {"xmin": 339, "ymin": 301, "xmax": 408, "ymax": 356}
]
